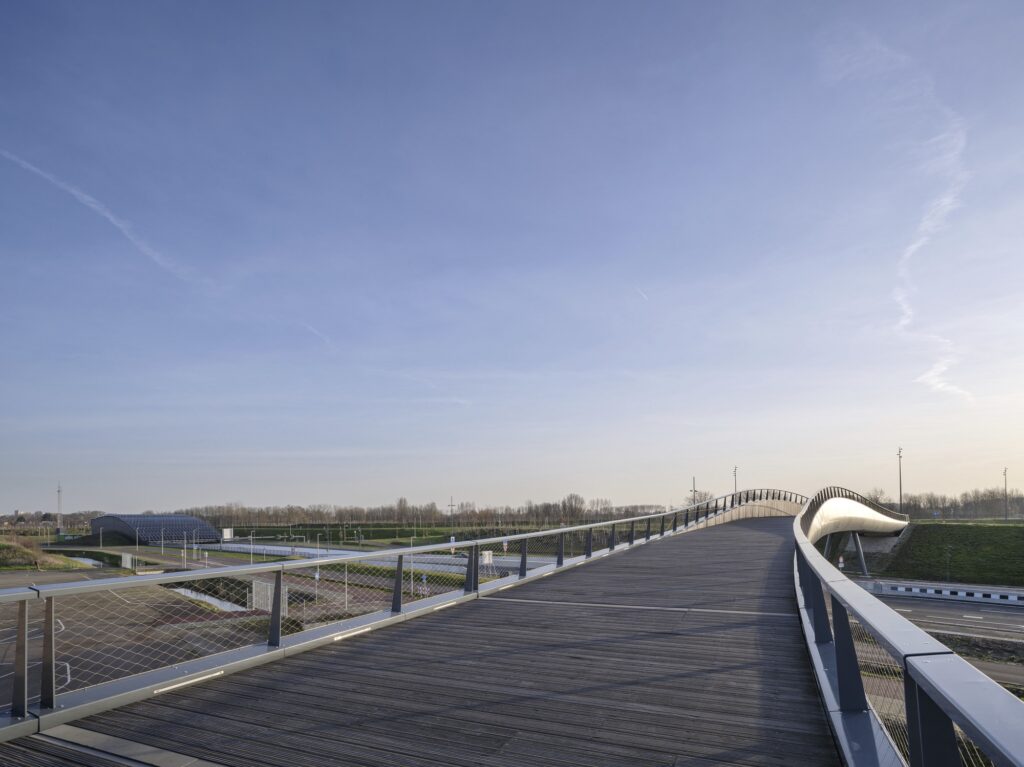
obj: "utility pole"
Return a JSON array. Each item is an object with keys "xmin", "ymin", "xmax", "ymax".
[
  {"xmin": 448, "ymin": 496, "xmax": 456, "ymax": 536},
  {"xmin": 733, "ymin": 466, "xmax": 737, "ymax": 494},
  {"xmin": 56, "ymin": 482, "xmax": 62, "ymax": 532},
  {"xmin": 897, "ymin": 447, "xmax": 903, "ymax": 516},
  {"xmin": 1004, "ymin": 467, "xmax": 1009, "ymax": 521},
  {"xmin": 691, "ymin": 477, "xmax": 696, "ymax": 507}
]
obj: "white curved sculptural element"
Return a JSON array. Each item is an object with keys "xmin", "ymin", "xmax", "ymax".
[{"xmin": 802, "ymin": 497, "xmax": 907, "ymax": 544}]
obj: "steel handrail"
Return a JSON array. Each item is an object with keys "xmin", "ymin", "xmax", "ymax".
[{"xmin": 794, "ymin": 487, "xmax": 1024, "ymax": 767}]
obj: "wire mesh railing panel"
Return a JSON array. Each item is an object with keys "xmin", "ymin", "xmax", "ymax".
[
  {"xmin": 282, "ymin": 556, "xmax": 398, "ymax": 634},
  {"xmin": 403, "ymin": 552, "xmax": 468, "ymax": 605},
  {"xmin": 955, "ymin": 726, "xmax": 994, "ymax": 767},
  {"xmin": 848, "ymin": 616, "xmax": 911, "ymax": 762},
  {"xmin": 524, "ymin": 534, "xmax": 557, "ymax": 572},
  {"xmin": 54, "ymin": 576, "xmax": 272, "ymax": 693},
  {"xmin": 476, "ymin": 540, "xmax": 516, "ymax": 585},
  {"xmin": 592, "ymin": 525, "xmax": 612, "ymax": 553}
]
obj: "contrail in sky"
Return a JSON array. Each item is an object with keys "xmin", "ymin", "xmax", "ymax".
[
  {"xmin": 821, "ymin": 32, "xmax": 973, "ymax": 403},
  {"xmin": 0, "ymin": 148, "xmax": 196, "ymax": 283}
]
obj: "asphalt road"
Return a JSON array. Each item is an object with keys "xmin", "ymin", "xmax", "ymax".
[
  {"xmin": 877, "ymin": 595, "xmax": 1024, "ymax": 691},
  {"xmin": 877, "ymin": 595, "xmax": 1024, "ymax": 642}
]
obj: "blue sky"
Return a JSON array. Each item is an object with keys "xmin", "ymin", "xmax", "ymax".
[{"xmin": 2, "ymin": 2, "xmax": 1022, "ymax": 513}]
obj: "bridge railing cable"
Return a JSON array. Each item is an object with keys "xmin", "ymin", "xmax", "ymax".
[
  {"xmin": 0, "ymin": 487, "xmax": 805, "ymax": 741},
  {"xmin": 795, "ymin": 487, "xmax": 1024, "ymax": 767}
]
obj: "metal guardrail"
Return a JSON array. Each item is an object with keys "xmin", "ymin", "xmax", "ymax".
[
  {"xmin": 794, "ymin": 486, "xmax": 1024, "ymax": 767},
  {"xmin": 0, "ymin": 488, "xmax": 805, "ymax": 741}
]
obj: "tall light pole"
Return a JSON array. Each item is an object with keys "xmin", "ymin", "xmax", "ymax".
[
  {"xmin": 691, "ymin": 477, "xmax": 697, "ymax": 507},
  {"xmin": 448, "ymin": 496, "xmax": 456, "ymax": 536},
  {"xmin": 1004, "ymin": 467, "xmax": 1009, "ymax": 522},
  {"xmin": 897, "ymin": 447, "xmax": 903, "ymax": 516},
  {"xmin": 733, "ymin": 466, "xmax": 737, "ymax": 494}
]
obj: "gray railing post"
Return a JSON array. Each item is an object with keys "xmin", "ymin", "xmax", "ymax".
[
  {"xmin": 585, "ymin": 529, "xmax": 593, "ymax": 558},
  {"xmin": 41, "ymin": 596, "xmax": 56, "ymax": 709},
  {"xmin": 628, "ymin": 521, "xmax": 635, "ymax": 545},
  {"xmin": 519, "ymin": 539, "xmax": 528, "ymax": 578},
  {"xmin": 659, "ymin": 516, "xmax": 665, "ymax": 537},
  {"xmin": 851, "ymin": 532, "xmax": 869, "ymax": 576},
  {"xmin": 830, "ymin": 596, "xmax": 867, "ymax": 712},
  {"xmin": 473, "ymin": 545, "xmax": 480, "ymax": 590},
  {"xmin": 906, "ymin": 674, "xmax": 959, "ymax": 767},
  {"xmin": 609, "ymin": 524, "xmax": 617, "ymax": 550},
  {"xmin": 391, "ymin": 552, "xmax": 403, "ymax": 614},
  {"xmin": 683, "ymin": 510, "xmax": 689, "ymax": 527},
  {"xmin": 268, "ymin": 569, "xmax": 284, "ymax": 647},
  {"xmin": 557, "ymin": 533, "xmax": 565, "ymax": 567},
  {"xmin": 464, "ymin": 546, "xmax": 477, "ymax": 593},
  {"xmin": 645, "ymin": 519, "xmax": 651, "ymax": 541},
  {"xmin": 11, "ymin": 600, "xmax": 28, "ymax": 718},
  {"xmin": 672, "ymin": 513, "xmax": 677, "ymax": 532},
  {"xmin": 797, "ymin": 548, "xmax": 833, "ymax": 644}
]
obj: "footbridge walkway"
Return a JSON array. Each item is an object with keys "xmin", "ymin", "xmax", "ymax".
[{"xmin": 0, "ymin": 489, "xmax": 1020, "ymax": 766}]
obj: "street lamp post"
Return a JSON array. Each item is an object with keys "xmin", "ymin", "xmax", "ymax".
[
  {"xmin": 733, "ymin": 466, "xmax": 737, "ymax": 494},
  {"xmin": 1004, "ymin": 467, "xmax": 1009, "ymax": 521},
  {"xmin": 897, "ymin": 447, "xmax": 903, "ymax": 516}
]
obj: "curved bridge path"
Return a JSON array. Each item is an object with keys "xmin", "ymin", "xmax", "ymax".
[{"xmin": 1, "ymin": 518, "xmax": 840, "ymax": 766}]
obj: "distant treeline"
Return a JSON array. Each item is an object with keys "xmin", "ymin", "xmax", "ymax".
[
  {"xmin": 176, "ymin": 493, "xmax": 681, "ymax": 530},
  {"xmin": 8, "ymin": 485, "xmax": 1019, "ymax": 529},
  {"xmin": 863, "ymin": 487, "xmax": 1022, "ymax": 520}
]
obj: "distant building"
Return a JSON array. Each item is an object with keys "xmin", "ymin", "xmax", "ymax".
[{"xmin": 89, "ymin": 514, "xmax": 220, "ymax": 545}]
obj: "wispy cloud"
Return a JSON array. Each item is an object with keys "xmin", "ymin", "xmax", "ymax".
[
  {"xmin": 634, "ymin": 286, "xmax": 650, "ymax": 302},
  {"xmin": 298, "ymin": 321, "xmax": 338, "ymax": 352},
  {"xmin": 821, "ymin": 33, "xmax": 973, "ymax": 403},
  {"xmin": 0, "ymin": 148, "xmax": 198, "ymax": 284}
]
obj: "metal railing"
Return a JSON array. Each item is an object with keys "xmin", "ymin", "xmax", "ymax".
[
  {"xmin": 0, "ymin": 487, "xmax": 805, "ymax": 741},
  {"xmin": 794, "ymin": 486, "xmax": 1024, "ymax": 767}
]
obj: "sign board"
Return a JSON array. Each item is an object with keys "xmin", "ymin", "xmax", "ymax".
[
  {"xmin": 450, "ymin": 535, "xmax": 456, "ymax": 554},
  {"xmin": 502, "ymin": 538, "xmax": 509, "ymax": 553},
  {"xmin": 121, "ymin": 553, "xmax": 133, "ymax": 570},
  {"xmin": 481, "ymin": 550, "xmax": 494, "ymax": 565},
  {"xmin": 222, "ymin": 528, "xmax": 234, "ymax": 540},
  {"xmin": 838, "ymin": 556, "xmax": 845, "ymax": 570}
]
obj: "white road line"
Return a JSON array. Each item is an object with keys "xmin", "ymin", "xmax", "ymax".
[
  {"xmin": 894, "ymin": 608, "xmax": 913, "ymax": 613},
  {"xmin": 961, "ymin": 615, "xmax": 985, "ymax": 620}
]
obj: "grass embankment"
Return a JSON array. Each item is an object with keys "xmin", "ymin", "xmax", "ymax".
[
  {"xmin": 881, "ymin": 523, "xmax": 1024, "ymax": 587},
  {"xmin": 0, "ymin": 538, "xmax": 79, "ymax": 571}
]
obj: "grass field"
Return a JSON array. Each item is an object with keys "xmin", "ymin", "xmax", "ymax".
[
  {"xmin": 0, "ymin": 538, "xmax": 79, "ymax": 571},
  {"xmin": 882, "ymin": 523, "xmax": 1024, "ymax": 587}
]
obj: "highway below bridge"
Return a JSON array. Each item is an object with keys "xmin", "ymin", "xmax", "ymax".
[{"xmin": 0, "ymin": 517, "xmax": 840, "ymax": 767}]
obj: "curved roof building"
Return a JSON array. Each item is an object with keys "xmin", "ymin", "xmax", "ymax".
[{"xmin": 89, "ymin": 514, "xmax": 220, "ymax": 544}]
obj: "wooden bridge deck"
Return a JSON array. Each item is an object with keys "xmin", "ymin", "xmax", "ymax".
[{"xmin": 1, "ymin": 517, "xmax": 840, "ymax": 766}]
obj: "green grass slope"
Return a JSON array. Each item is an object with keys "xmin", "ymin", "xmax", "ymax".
[{"xmin": 882, "ymin": 523, "xmax": 1024, "ymax": 587}]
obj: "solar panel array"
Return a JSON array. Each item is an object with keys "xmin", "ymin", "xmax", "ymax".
[{"xmin": 89, "ymin": 514, "xmax": 221, "ymax": 544}]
